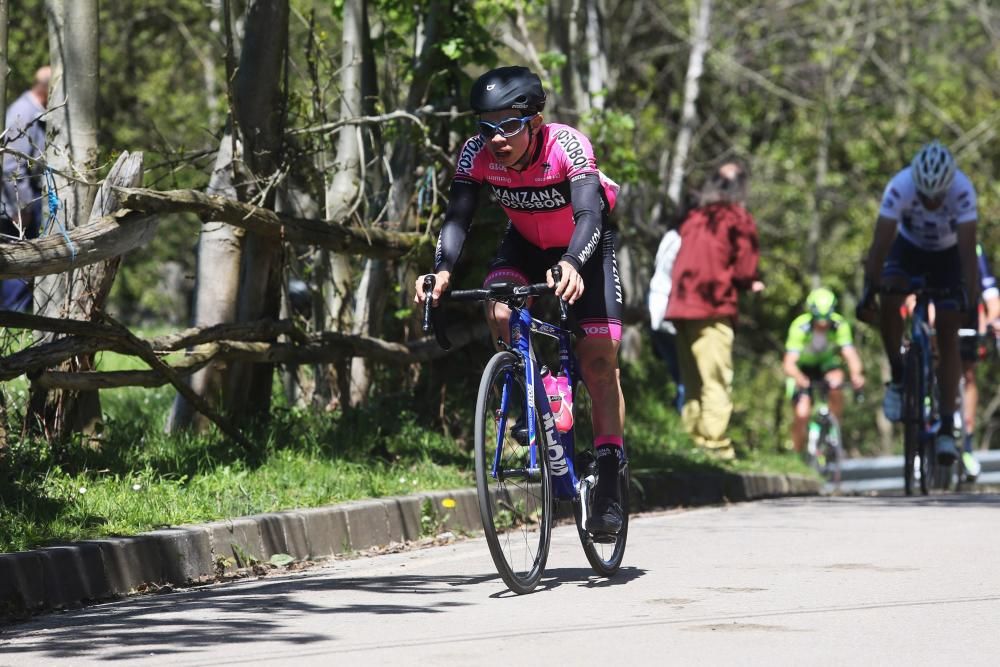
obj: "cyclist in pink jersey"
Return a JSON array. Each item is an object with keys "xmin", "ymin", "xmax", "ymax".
[{"xmin": 414, "ymin": 66, "xmax": 626, "ymax": 536}]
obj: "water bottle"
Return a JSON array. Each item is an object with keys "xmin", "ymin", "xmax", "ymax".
[
  {"xmin": 540, "ymin": 366, "xmax": 562, "ymax": 416},
  {"xmin": 540, "ymin": 367, "xmax": 574, "ymax": 433},
  {"xmin": 807, "ymin": 420, "xmax": 821, "ymax": 457},
  {"xmin": 554, "ymin": 373, "xmax": 574, "ymax": 433}
]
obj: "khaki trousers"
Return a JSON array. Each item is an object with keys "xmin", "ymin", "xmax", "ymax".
[{"xmin": 674, "ymin": 318, "xmax": 735, "ymax": 452}]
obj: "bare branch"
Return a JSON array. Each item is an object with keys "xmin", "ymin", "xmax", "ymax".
[{"xmin": 117, "ymin": 187, "xmax": 432, "ymax": 259}]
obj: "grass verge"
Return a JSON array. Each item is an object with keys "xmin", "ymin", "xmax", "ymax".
[{"xmin": 0, "ymin": 344, "xmax": 814, "ymax": 553}]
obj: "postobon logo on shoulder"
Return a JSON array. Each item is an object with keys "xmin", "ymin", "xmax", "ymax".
[
  {"xmin": 553, "ymin": 129, "xmax": 590, "ymax": 172},
  {"xmin": 457, "ymin": 136, "xmax": 485, "ymax": 175}
]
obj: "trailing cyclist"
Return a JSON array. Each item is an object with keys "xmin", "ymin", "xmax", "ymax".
[
  {"xmin": 861, "ymin": 141, "xmax": 980, "ymax": 465},
  {"xmin": 783, "ymin": 288, "xmax": 865, "ymax": 456},
  {"xmin": 957, "ymin": 243, "xmax": 1000, "ymax": 478},
  {"xmin": 413, "ymin": 67, "xmax": 626, "ymax": 536}
]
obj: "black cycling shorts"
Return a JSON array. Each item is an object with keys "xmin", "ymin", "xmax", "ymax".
[
  {"xmin": 882, "ymin": 235, "xmax": 963, "ymax": 310},
  {"xmin": 790, "ymin": 364, "xmax": 843, "ymax": 404},
  {"xmin": 484, "ymin": 225, "xmax": 623, "ymax": 340}
]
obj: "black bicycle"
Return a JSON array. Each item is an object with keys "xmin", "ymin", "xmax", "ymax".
[
  {"xmin": 878, "ymin": 280, "xmax": 964, "ymax": 495},
  {"xmin": 422, "ymin": 267, "xmax": 628, "ymax": 594}
]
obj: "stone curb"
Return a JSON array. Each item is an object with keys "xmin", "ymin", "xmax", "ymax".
[{"xmin": 0, "ymin": 471, "xmax": 819, "ymax": 617}]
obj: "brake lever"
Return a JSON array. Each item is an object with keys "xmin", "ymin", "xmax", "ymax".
[
  {"xmin": 421, "ymin": 275, "xmax": 435, "ymax": 334},
  {"xmin": 551, "ymin": 264, "xmax": 569, "ymax": 323}
]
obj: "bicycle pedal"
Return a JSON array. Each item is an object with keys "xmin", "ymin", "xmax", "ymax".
[{"xmin": 590, "ymin": 533, "xmax": 617, "ymax": 545}]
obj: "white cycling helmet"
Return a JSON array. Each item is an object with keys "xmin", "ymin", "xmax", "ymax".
[{"xmin": 911, "ymin": 140, "xmax": 956, "ymax": 198}]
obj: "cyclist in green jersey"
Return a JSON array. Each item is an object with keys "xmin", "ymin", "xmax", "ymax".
[{"xmin": 783, "ymin": 288, "xmax": 866, "ymax": 454}]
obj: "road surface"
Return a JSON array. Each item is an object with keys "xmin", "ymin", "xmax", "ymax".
[{"xmin": 3, "ymin": 494, "xmax": 999, "ymax": 665}]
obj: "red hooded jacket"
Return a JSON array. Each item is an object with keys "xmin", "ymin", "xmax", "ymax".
[{"xmin": 665, "ymin": 202, "xmax": 760, "ymax": 321}]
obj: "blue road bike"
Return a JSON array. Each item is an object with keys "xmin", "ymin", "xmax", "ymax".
[{"xmin": 423, "ymin": 267, "xmax": 629, "ymax": 594}]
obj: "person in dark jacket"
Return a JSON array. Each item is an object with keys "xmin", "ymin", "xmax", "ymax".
[{"xmin": 666, "ymin": 161, "xmax": 761, "ymax": 459}]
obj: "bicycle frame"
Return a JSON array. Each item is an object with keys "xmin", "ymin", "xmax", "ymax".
[
  {"xmin": 495, "ymin": 305, "xmax": 581, "ymax": 501},
  {"xmin": 904, "ymin": 293, "xmax": 940, "ymax": 441}
]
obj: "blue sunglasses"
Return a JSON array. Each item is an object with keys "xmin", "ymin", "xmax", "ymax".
[{"xmin": 478, "ymin": 114, "xmax": 537, "ymax": 140}]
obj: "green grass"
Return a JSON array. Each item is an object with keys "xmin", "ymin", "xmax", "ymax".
[
  {"xmin": 0, "ymin": 332, "xmax": 813, "ymax": 553},
  {"xmin": 0, "ymin": 397, "xmax": 473, "ymax": 552}
]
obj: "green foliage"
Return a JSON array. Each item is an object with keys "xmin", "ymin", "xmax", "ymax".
[{"xmin": 5, "ymin": 0, "xmax": 1000, "ymax": 510}]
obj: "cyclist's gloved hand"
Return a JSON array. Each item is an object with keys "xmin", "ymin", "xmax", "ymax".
[
  {"xmin": 855, "ymin": 281, "xmax": 877, "ymax": 324},
  {"xmin": 547, "ymin": 260, "xmax": 584, "ymax": 304},
  {"xmin": 413, "ymin": 270, "xmax": 451, "ymax": 306}
]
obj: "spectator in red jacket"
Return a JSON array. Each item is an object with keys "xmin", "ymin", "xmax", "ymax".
[{"xmin": 666, "ymin": 161, "xmax": 761, "ymax": 459}]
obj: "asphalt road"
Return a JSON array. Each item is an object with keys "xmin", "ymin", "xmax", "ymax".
[{"xmin": 3, "ymin": 494, "xmax": 999, "ymax": 666}]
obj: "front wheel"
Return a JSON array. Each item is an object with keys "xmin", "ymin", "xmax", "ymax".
[
  {"xmin": 902, "ymin": 349, "xmax": 922, "ymax": 496},
  {"xmin": 474, "ymin": 351, "xmax": 552, "ymax": 595},
  {"xmin": 823, "ymin": 417, "xmax": 843, "ymax": 487}
]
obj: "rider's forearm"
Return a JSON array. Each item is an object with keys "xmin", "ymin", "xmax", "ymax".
[
  {"xmin": 433, "ymin": 180, "xmax": 480, "ymax": 273},
  {"xmin": 958, "ymin": 222, "xmax": 979, "ymax": 302},
  {"xmin": 865, "ymin": 217, "xmax": 898, "ymax": 281},
  {"xmin": 782, "ymin": 353, "xmax": 804, "ymax": 381},
  {"xmin": 563, "ymin": 173, "xmax": 604, "ymax": 271},
  {"xmin": 842, "ymin": 346, "xmax": 863, "ymax": 379}
]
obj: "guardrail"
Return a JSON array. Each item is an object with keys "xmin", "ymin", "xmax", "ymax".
[{"xmin": 831, "ymin": 450, "xmax": 1000, "ymax": 493}]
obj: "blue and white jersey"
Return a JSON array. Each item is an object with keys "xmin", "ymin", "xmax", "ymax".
[{"xmin": 878, "ymin": 166, "xmax": 977, "ymax": 251}]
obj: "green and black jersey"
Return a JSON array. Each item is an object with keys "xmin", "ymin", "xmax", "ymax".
[{"xmin": 784, "ymin": 313, "xmax": 854, "ymax": 372}]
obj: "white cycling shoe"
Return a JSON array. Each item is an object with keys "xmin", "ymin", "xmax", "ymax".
[{"xmin": 962, "ymin": 451, "xmax": 982, "ymax": 480}]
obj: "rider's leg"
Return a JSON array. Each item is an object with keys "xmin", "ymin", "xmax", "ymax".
[
  {"xmin": 578, "ymin": 334, "xmax": 626, "ymax": 534},
  {"xmin": 878, "ymin": 290, "xmax": 907, "ymax": 383},
  {"xmin": 825, "ymin": 368, "xmax": 846, "ymax": 422},
  {"xmin": 483, "ymin": 228, "xmax": 538, "ymax": 349},
  {"xmin": 484, "ymin": 299, "xmax": 513, "ymax": 347},
  {"xmin": 577, "ymin": 334, "xmax": 625, "ymax": 461},
  {"xmin": 962, "ymin": 361, "xmax": 977, "ymax": 450},
  {"xmin": 960, "ymin": 358, "xmax": 983, "ymax": 477},
  {"xmin": 791, "ymin": 393, "xmax": 812, "ymax": 453},
  {"xmin": 935, "ymin": 309, "xmax": 963, "ymax": 464},
  {"xmin": 936, "ymin": 310, "xmax": 963, "ymax": 422}
]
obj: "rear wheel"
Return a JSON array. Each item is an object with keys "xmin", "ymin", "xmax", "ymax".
[
  {"xmin": 920, "ymin": 363, "xmax": 936, "ymax": 495},
  {"xmin": 580, "ymin": 462, "xmax": 630, "ymax": 576},
  {"xmin": 573, "ymin": 381, "xmax": 629, "ymax": 576},
  {"xmin": 474, "ymin": 351, "xmax": 552, "ymax": 595}
]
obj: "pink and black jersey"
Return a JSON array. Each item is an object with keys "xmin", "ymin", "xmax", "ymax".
[
  {"xmin": 452, "ymin": 123, "xmax": 619, "ymax": 249},
  {"xmin": 435, "ymin": 123, "xmax": 619, "ymax": 274}
]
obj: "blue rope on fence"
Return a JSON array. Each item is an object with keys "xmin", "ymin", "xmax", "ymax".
[{"xmin": 43, "ymin": 167, "xmax": 76, "ymax": 260}]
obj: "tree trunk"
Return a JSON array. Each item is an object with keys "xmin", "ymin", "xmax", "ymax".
[
  {"xmin": 666, "ymin": 0, "xmax": 711, "ymax": 206},
  {"xmin": 28, "ymin": 0, "xmax": 100, "ymax": 440},
  {"xmin": 60, "ymin": 152, "xmax": 143, "ymax": 435},
  {"xmin": 552, "ymin": 0, "xmax": 589, "ymax": 118},
  {"xmin": 806, "ymin": 110, "xmax": 830, "ymax": 287},
  {"xmin": 166, "ymin": 135, "xmax": 243, "ymax": 432},
  {"xmin": 584, "ymin": 0, "xmax": 608, "ymax": 110},
  {"xmin": 349, "ymin": 0, "xmax": 434, "ymax": 404},
  {"xmin": 0, "ymin": 0, "xmax": 8, "ymax": 113},
  {"xmin": 228, "ymin": 0, "xmax": 289, "ymax": 418},
  {"xmin": 333, "ymin": 0, "xmax": 377, "ymax": 406},
  {"xmin": 168, "ymin": 0, "xmax": 289, "ymax": 431}
]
